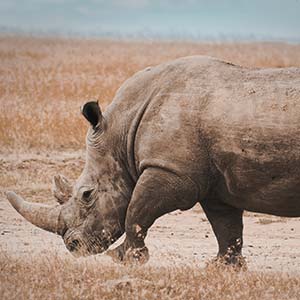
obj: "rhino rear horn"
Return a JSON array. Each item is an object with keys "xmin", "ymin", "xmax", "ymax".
[
  {"xmin": 52, "ymin": 174, "xmax": 73, "ymax": 204},
  {"xmin": 81, "ymin": 101, "xmax": 102, "ymax": 129}
]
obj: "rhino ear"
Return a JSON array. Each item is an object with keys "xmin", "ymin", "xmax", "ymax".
[{"xmin": 81, "ymin": 101, "xmax": 102, "ymax": 129}]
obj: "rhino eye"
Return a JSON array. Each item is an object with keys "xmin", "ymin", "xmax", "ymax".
[
  {"xmin": 83, "ymin": 190, "xmax": 92, "ymax": 199},
  {"xmin": 82, "ymin": 189, "xmax": 94, "ymax": 203}
]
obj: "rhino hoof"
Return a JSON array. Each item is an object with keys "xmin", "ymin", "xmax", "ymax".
[
  {"xmin": 124, "ymin": 246, "xmax": 149, "ymax": 265},
  {"xmin": 107, "ymin": 245, "xmax": 149, "ymax": 265},
  {"xmin": 206, "ymin": 255, "xmax": 247, "ymax": 271}
]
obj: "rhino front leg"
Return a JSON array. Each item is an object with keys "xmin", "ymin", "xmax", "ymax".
[
  {"xmin": 108, "ymin": 167, "xmax": 198, "ymax": 264},
  {"xmin": 201, "ymin": 195, "xmax": 244, "ymax": 266}
]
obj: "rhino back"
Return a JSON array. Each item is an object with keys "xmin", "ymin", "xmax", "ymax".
[
  {"xmin": 107, "ymin": 56, "xmax": 300, "ymax": 215},
  {"xmin": 199, "ymin": 63, "xmax": 300, "ymax": 215}
]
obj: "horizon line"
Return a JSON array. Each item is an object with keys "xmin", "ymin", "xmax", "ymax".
[{"xmin": 1, "ymin": 26, "xmax": 300, "ymax": 45}]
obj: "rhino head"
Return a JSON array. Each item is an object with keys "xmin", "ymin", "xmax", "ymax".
[{"xmin": 6, "ymin": 101, "xmax": 134, "ymax": 257}]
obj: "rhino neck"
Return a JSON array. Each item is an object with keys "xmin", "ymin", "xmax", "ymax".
[{"xmin": 105, "ymin": 87, "xmax": 158, "ymax": 183}]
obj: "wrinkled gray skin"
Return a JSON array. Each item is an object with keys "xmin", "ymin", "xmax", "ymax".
[{"xmin": 7, "ymin": 56, "xmax": 300, "ymax": 265}]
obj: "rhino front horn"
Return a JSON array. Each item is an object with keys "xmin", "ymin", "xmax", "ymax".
[{"xmin": 6, "ymin": 191, "xmax": 65, "ymax": 235}]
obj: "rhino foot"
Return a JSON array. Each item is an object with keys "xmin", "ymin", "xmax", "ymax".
[
  {"xmin": 222, "ymin": 253, "xmax": 246, "ymax": 268},
  {"xmin": 207, "ymin": 254, "xmax": 247, "ymax": 271},
  {"xmin": 107, "ymin": 243, "xmax": 149, "ymax": 265},
  {"xmin": 125, "ymin": 246, "xmax": 149, "ymax": 265}
]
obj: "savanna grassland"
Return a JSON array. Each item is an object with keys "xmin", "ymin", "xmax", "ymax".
[
  {"xmin": 1, "ymin": 252, "xmax": 299, "ymax": 300},
  {"xmin": 0, "ymin": 36, "xmax": 300, "ymax": 299},
  {"xmin": 1, "ymin": 36, "xmax": 300, "ymax": 151}
]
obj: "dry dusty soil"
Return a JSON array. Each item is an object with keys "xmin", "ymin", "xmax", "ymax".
[
  {"xmin": 1, "ymin": 38, "xmax": 300, "ymax": 299},
  {"xmin": 0, "ymin": 151, "xmax": 299, "ymax": 273}
]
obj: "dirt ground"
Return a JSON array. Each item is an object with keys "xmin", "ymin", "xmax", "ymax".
[
  {"xmin": 1, "ymin": 151, "xmax": 299, "ymax": 274},
  {"xmin": 1, "ymin": 38, "xmax": 300, "ymax": 300}
]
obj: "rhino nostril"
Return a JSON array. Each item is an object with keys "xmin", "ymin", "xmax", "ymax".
[{"xmin": 68, "ymin": 239, "xmax": 80, "ymax": 252}]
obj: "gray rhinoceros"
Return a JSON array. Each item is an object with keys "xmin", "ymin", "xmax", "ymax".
[{"xmin": 6, "ymin": 56, "xmax": 300, "ymax": 264}]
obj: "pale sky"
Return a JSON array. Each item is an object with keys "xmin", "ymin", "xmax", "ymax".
[{"xmin": 0, "ymin": 0, "xmax": 300, "ymax": 41}]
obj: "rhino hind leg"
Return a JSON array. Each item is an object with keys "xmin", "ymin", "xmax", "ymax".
[{"xmin": 200, "ymin": 193, "xmax": 245, "ymax": 267}]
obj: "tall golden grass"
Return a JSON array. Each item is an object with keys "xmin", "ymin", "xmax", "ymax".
[
  {"xmin": 1, "ymin": 36, "xmax": 300, "ymax": 151},
  {"xmin": 1, "ymin": 36, "xmax": 300, "ymax": 300},
  {"xmin": 1, "ymin": 251, "xmax": 299, "ymax": 300}
]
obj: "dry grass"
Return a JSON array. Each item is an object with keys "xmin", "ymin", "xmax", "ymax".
[
  {"xmin": 1, "ymin": 36, "xmax": 300, "ymax": 299},
  {"xmin": 257, "ymin": 217, "xmax": 288, "ymax": 225},
  {"xmin": 1, "ymin": 251, "xmax": 299, "ymax": 300},
  {"xmin": 1, "ymin": 36, "xmax": 300, "ymax": 151},
  {"xmin": 0, "ymin": 151, "xmax": 84, "ymax": 204}
]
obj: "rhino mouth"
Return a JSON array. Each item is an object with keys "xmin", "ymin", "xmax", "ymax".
[{"xmin": 63, "ymin": 229, "xmax": 119, "ymax": 257}]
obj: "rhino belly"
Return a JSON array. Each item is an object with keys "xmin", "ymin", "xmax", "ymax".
[{"xmin": 215, "ymin": 154, "xmax": 300, "ymax": 217}]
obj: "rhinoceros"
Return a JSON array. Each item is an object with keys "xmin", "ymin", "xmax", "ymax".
[{"xmin": 6, "ymin": 56, "xmax": 300, "ymax": 265}]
